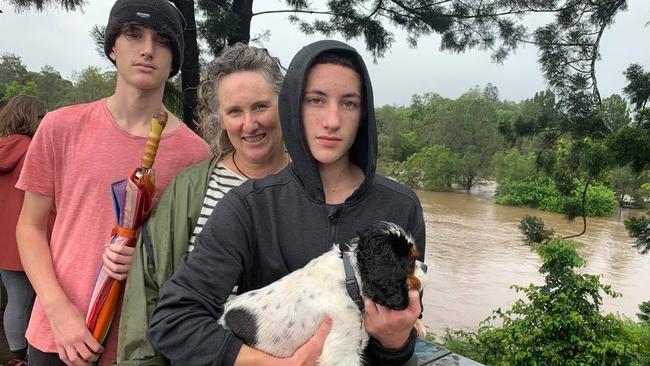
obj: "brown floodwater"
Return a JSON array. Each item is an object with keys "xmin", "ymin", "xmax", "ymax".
[{"xmin": 418, "ymin": 187, "xmax": 650, "ymax": 337}]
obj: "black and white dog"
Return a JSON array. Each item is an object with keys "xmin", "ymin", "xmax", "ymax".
[{"xmin": 218, "ymin": 221, "xmax": 427, "ymax": 366}]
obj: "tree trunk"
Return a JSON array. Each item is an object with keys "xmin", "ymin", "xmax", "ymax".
[
  {"xmin": 171, "ymin": 0, "xmax": 200, "ymax": 132},
  {"xmin": 228, "ymin": 0, "xmax": 253, "ymax": 45}
]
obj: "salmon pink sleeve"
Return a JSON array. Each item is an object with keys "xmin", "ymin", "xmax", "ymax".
[{"xmin": 16, "ymin": 114, "xmax": 58, "ymax": 197}]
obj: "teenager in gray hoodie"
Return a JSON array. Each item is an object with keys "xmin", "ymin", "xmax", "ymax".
[{"xmin": 148, "ymin": 39, "xmax": 426, "ymax": 365}]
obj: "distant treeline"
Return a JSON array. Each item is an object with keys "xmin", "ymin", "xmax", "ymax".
[
  {"xmin": 0, "ymin": 53, "xmax": 184, "ymax": 117},
  {"xmin": 2, "ymin": 53, "xmax": 647, "ymax": 217},
  {"xmin": 375, "ymin": 86, "xmax": 648, "ymax": 216}
]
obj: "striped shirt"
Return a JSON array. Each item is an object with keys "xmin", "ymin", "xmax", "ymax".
[{"xmin": 188, "ymin": 161, "xmax": 245, "ymax": 252}]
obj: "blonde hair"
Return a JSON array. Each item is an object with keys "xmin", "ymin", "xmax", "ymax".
[
  {"xmin": 196, "ymin": 43, "xmax": 283, "ymax": 156},
  {"xmin": 0, "ymin": 95, "xmax": 47, "ymax": 137}
]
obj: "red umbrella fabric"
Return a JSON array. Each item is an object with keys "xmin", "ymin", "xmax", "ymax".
[{"xmin": 86, "ymin": 112, "xmax": 167, "ymax": 343}]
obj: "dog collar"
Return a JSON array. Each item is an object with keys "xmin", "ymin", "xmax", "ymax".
[{"xmin": 340, "ymin": 246, "xmax": 365, "ymax": 313}]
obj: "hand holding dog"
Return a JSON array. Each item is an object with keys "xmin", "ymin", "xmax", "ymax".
[
  {"xmin": 237, "ymin": 315, "xmax": 332, "ymax": 366},
  {"xmin": 283, "ymin": 315, "xmax": 333, "ymax": 366},
  {"xmin": 102, "ymin": 244, "xmax": 135, "ymax": 280},
  {"xmin": 364, "ymin": 289, "xmax": 421, "ymax": 349}
]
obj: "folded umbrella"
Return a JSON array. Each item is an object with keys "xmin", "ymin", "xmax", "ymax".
[{"xmin": 86, "ymin": 112, "xmax": 168, "ymax": 343}]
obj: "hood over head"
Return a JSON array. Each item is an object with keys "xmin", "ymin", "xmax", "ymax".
[
  {"xmin": 279, "ymin": 40, "xmax": 377, "ymax": 203},
  {"xmin": 0, "ymin": 135, "xmax": 31, "ymax": 174}
]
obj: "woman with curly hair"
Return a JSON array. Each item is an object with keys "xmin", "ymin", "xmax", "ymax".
[{"xmin": 117, "ymin": 43, "xmax": 289, "ymax": 365}]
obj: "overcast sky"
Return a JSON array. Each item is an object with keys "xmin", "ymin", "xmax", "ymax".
[{"xmin": 1, "ymin": 0, "xmax": 649, "ymax": 107}]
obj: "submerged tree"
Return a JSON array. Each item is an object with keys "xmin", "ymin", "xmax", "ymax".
[
  {"xmin": 608, "ymin": 64, "xmax": 650, "ymax": 255},
  {"xmin": 495, "ymin": 0, "xmax": 629, "ymax": 237}
]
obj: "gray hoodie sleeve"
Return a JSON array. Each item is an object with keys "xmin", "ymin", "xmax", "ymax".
[{"xmin": 147, "ymin": 191, "xmax": 252, "ymax": 366}]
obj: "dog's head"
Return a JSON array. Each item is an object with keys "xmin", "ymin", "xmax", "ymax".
[{"xmin": 355, "ymin": 221, "xmax": 421, "ymax": 310}]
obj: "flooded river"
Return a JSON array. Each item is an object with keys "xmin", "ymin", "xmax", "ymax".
[
  {"xmin": 419, "ymin": 188, "xmax": 650, "ymax": 337},
  {"xmin": 1, "ymin": 187, "xmax": 647, "ymax": 362}
]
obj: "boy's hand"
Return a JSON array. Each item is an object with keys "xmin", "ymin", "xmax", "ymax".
[
  {"xmin": 364, "ymin": 289, "xmax": 421, "ymax": 349},
  {"xmin": 102, "ymin": 244, "xmax": 136, "ymax": 281},
  {"xmin": 285, "ymin": 315, "xmax": 332, "ymax": 365},
  {"xmin": 258, "ymin": 315, "xmax": 331, "ymax": 366},
  {"xmin": 48, "ymin": 301, "xmax": 103, "ymax": 366}
]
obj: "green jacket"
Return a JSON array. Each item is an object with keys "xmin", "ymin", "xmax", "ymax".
[{"xmin": 116, "ymin": 156, "xmax": 218, "ymax": 365}]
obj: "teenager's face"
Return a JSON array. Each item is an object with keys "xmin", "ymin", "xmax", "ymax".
[
  {"xmin": 218, "ymin": 71, "xmax": 284, "ymax": 165},
  {"xmin": 302, "ymin": 63, "xmax": 362, "ymax": 169},
  {"xmin": 109, "ymin": 24, "xmax": 173, "ymax": 90}
]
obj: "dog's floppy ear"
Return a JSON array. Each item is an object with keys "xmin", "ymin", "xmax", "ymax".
[{"xmin": 356, "ymin": 221, "xmax": 417, "ymax": 310}]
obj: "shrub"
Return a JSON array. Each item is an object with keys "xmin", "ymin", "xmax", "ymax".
[
  {"xmin": 625, "ymin": 216, "xmax": 650, "ymax": 255},
  {"xmin": 491, "ymin": 148, "xmax": 539, "ymax": 182},
  {"xmin": 444, "ymin": 240, "xmax": 643, "ymax": 365},
  {"xmin": 495, "ymin": 177, "xmax": 616, "ymax": 217},
  {"xmin": 394, "ymin": 145, "xmax": 461, "ymax": 191},
  {"xmin": 623, "ymin": 319, "xmax": 650, "ymax": 366},
  {"xmin": 440, "ymin": 330, "xmax": 486, "ymax": 364},
  {"xmin": 519, "ymin": 215, "xmax": 554, "ymax": 244},
  {"xmin": 639, "ymin": 301, "xmax": 650, "ymax": 323}
]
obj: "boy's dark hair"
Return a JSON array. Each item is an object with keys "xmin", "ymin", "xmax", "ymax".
[
  {"xmin": 311, "ymin": 50, "xmax": 363, "ymax": 77},
  {"xmin": 104, "ymin": 0, "xmax": 185, "ymax": 77}
]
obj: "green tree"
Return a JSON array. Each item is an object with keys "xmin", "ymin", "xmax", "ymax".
[
  {"xmin": 600, "ymin": 94, "xmax": 632, "ymax": 134},
  {"xmin": 639, "ymin": 301, "xmax": 650, "ymax": 323},
  {"xmin": 395, "ymin": 145, "xmax": 461, "ymax": 191},
  {"xmin": 0, "ymin": 53, "xmax": 30, "ymax": 97},
  {"xmin": 623, "ymin": 64, "xmax": 650, "ymax": 111},
  {"xmin": 491, "ymin": 148, "xmax": 538, "ymax": 183},
  {"xmin": 503, "ymin": 0, "xmax": 629, "ymax": 238},
  {"xmin": 406, "ymin": 92, "xmax": 452, "ymax": 148},
  {"xmin": 625, "ymin": 217, "xmax": 650, "ymax": 255},
  {"xmin": 434, "ymin": 88, "xmax": 502, "ymax": 190},
  {"xmin": 446, "ymin": 239, "xmax": 640, "ymax": 366},
  {"xmin": 608, "ymin": 64, "xmax": 650, "ymax": 255},
  {"xmin": 34, "ymin": 65, "xmax": 73, "ymax": 109},
  {"xmin": 67, "ymin": 66, "xmax": 115, "ymax": 104},
  {"xmin": 519, "ymin": 215, "xmax": 554, "ymax": 245},
  {"xmin": 611, "ymin": 64, "xmax": 650, "ymax": 171},
  {"xmin": 612, "ymin": 166, "xmax": 649, "ymax": 208},
  {"xmin": 376, "ymin": 105, "xmax": 421, "ymax": 163},
  {"xmin": 2, "ymin": 80, "xmax": 39, "ymax": 99}
]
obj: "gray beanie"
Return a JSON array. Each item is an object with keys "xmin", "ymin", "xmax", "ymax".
[{"xmin": 104, "ymin": 0, "xmax": 185, "ymax": 77}]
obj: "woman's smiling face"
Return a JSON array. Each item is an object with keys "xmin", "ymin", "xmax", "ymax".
[{"xmin": 218, "ymin": 71, "xmax": 284, "ymax": 166}]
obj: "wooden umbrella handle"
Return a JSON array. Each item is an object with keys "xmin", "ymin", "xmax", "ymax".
[{"xmin": 141, "ymin": 111, "xmax": 168, "ymax": 169}]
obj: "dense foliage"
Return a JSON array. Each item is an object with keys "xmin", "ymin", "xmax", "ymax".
[
  {"xmin": 495, "ymin": 178, "xmax": 616, "ymax": 217},
  {"xmin": 371, "ymin": 86, "xmax": 626, "ymax": 221},
  {"xmin": 625, "ymin": 217, "xmax": 650, "ymax": 255},
  {"xmin": 379, "ymin": 86, "xmax": 506, "ymax": 191},
  {"xmin": 0, "ymin": 54, "xmax": 184, "ymax": 117},
  {"xmin": 639, "ymin": 301, "xmax": 650, "ymax": 323},
  {"xmin": 612, "ymin": 64, "xmax": 650, "ymax": 256},
  {"xmin": 441, "ymin": 238, "xmax": 648, "ymax": 365},
  {"xmin": 518, "ymin": 215, "xmax": 553, "ymax": 245}
]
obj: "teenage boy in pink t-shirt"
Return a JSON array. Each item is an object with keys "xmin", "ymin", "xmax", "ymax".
[{"xmin": 15, "ymin": 1, "xmax": 211, "ymax": 365}]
